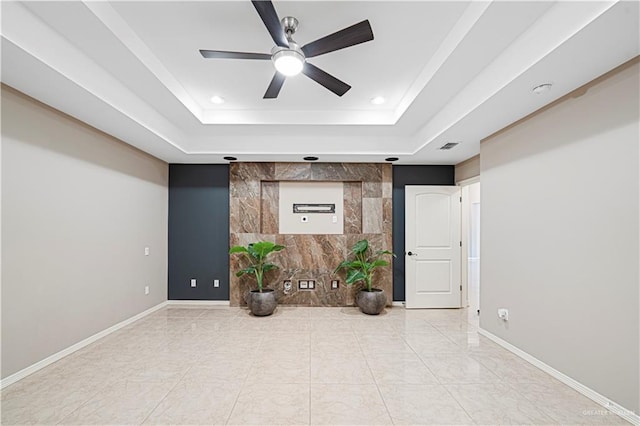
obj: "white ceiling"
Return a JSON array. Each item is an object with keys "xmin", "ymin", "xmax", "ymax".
[{"xmin": 1, "ymin": 1, "xmax": 638, "ymax": 164}]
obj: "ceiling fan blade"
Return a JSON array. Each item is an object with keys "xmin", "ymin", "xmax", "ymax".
[
  {"xmin": 264, "ymin": 72, "xmax": 286, "ymax": 99},
  {"xmin": 251, "ymin": 0, "xmax": 289, "ymax": 48},
  {"xmin": 302, "ymin": 63, "xmax": 351, "ymax": 96},
  {"xmin": 200, "ymin": 50, "xmax": 271, "ymax": 60},
  {"xmin": 301, "ymin": 20, "xmax": 373, "ymax": 58}
]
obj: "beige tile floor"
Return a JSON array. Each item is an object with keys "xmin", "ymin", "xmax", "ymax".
[{"xmin": 1, "ymin": 305, "xmax": 630, "ymax": 425}]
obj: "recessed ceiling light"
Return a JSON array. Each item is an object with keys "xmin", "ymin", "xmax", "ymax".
[
  {"xmin": 210, "ymin": 95, "xmax": 225, "ymax": 104},
  {"xmin": 370, "ymin": 96, "xmax": 385, "ymax": 105},
  {"xmin": 223, "ymin": 156, "xmax": 237, "ymax": 161},
  {"xmin": 385, "ymin": 157, "xmax": 399, "ymax": 162},
  {"xmin": 303, "ymin": 156, "xmax": 319, "ymax": 161},
  {"xmin": 532, "ymin": 84, "xmax": 552, "ymax": 95}
]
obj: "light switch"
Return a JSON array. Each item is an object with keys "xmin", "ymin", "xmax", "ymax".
[
  {"xmin": 144, "ymin": 247, "xmax": 150, "ymax": 256},
  {"xmin": 214, "ymin": 279, "xmax": 219, "ymax": 288},
  {"xmin": 191, "ymin": 279, "xmax": 196, "ymax": 288}
]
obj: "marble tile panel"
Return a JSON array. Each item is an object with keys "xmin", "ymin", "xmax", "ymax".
[
  {"xmin": 446, "ymin": 383, "xmax": 557, "ymax": 425},
  {"xmin": 362, "ymin": 180, "xmax": 382, "ymax": 197},
  {"xmin": 378, "ymin": 384, "xmax": 473, "ymax": 425},
  {"xmin": 311, "ymin": 163, "xmax": 368, "ymax": 181},
  {"xmin": 230, "ymin": 197, "xmax": 260, "ymax": 233},
  {"xmin": 143, "ymin": 381, "xmax": 241, "ymax": 425},
  {"xmin": 260, "ymin": 181, "xmax": 279, "ymax": 234},
  {"xmin": 230, "ymin": 163, "xmax": 274, "ymax": 190},
  {"xmin": 362, "ymin": 197, "xmax": 383, "ymax": 234},
  {"xmin": 365, "ymin": 352, "xmax": 439, "ymax": 385},
  {"xmin": 382, "ymin": 197, "xmax": 393, "ymax": 235},
  {"xmin": 381, "ymin": 163, "xmax": 392, "ymax": 183},
  {"xmin": 343, "ymin": 181, "xmax": 362, "ymax": 234},
  {"xmin": 227, "ymin": 383, "xmax": 310, "ymax": 425},
  {"xmin": 60, "ymin": 380, "xmax": 176, "ymax": 425},
  {"xmin": 403, "ymin": 332, "xmax": 465, "ymax": 354},
  {"xmin": 275, "ymin": 162, "xmax": 312, "ymax": 180},
  {"xmin": 310, "ymin": 384, "xmax": 392, "ymax": 425}
]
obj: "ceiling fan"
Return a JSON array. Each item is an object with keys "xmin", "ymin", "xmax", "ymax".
[{"xmin": 199, "ymin": 0, "xmax": 374, "ymax": 99}]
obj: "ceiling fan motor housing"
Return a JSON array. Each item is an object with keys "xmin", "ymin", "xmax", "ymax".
[{"xmin": 281, "ymin": 16, "xmax": 299, "ymax": 37}]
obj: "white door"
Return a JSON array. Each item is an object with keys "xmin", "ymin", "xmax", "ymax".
[{"xmin": 405, "ymin": 186, "xmax": 461, "ymax": 308}]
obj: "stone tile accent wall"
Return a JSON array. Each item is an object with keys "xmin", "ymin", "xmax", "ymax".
[{"xmin": 229, "ymin": 162, "xmax": 393, "ymax": 307}]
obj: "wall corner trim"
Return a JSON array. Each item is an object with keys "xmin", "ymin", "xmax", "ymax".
[
  {"xmin": 0, "ymin": 301, "xmax": 168, "ymax": 390},
  {"xmin": 478, "ymin": 328, "xmax": 640, "ymax": 425}
]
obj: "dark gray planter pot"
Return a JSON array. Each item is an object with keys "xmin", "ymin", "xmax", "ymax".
[
  {"xmin": 356, "ymin": 288, "xmax": 386, "ymax": 315},
  {"xmin": 247, "ymin": 289, "xmax": 277, "ymax": 316}
]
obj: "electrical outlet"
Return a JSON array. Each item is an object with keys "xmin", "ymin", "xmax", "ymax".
[
  {"xmin": 497, "ymin": 308, "xmax": 509, "ymax": 321},
  {"xmin": 214, "ymin": 279, "xmax": 219, "ymax": 288},
  {"xmin": 191, "ymin": 279, "xmax": 197, "ymax": 288},
  {"xmin": 144, "ymin": 286, "xmax": 149, "ymax": 295},
  {"xmin": 283, "ymin": 280, "xmax": 292, "ymax": 291}
]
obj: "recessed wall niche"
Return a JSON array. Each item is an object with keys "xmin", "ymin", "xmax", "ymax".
[
  {"xmin": 279, "ymin": 181, "xmax": 344, "ymax": 235},
  {"xmin": 229, "ymin": 162, "xmax": 392, "ymax": 307}
]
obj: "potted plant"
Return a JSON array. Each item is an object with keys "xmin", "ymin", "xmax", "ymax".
[
  {"xmin": 229, "ymin": 241, "xmax": 285, "ymax": 316},
  {"xmin": 334, "ymin": 239, "xmax": 395, "ymax": 315}
]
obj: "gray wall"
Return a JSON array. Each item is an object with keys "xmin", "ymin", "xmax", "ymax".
[
  {"xmin": 480, "ymin": 60, "xmax": 639, "ymax": 413},
  {"xmin": 1, "ymin": 86, "xmax": 168, "ymax": 379},
  {"xmin": 168, "ymin": 164, "xmax": 230, "ymax": 300}
]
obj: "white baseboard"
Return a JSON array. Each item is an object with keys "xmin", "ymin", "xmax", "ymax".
[
  {"xmin": 478, "ymin": 328, "xmax": 639, "ymax": 426},
  {"xmin": 0, "ymin": 301, "xmax": 168, "ymax": 390},
  {"xmin": 166, "ymin": 300, "xmax": 230, "ymax": 306},
  {"xmin": 391, "ymin": 301, "xmax": 405, "ymax": 307}
]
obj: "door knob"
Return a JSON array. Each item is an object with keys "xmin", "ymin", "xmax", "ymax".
[{"xmin": 407, "ymin": 251, "xmax": 417, "ymax": 256}]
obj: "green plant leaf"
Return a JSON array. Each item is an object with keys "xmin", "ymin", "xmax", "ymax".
[
  {"xmin": 346, "ymin": 269, "xmax": 366, "ymax": 284},
  {"xmin": 262, "ymin": 263, "xmax": 279, "ymax": 272},
  {"xmin": 229, "ymin": 246, "xmax": 249, "ymax": 255},
  {"xmin": 351, "ymin": 239, "xmax": 369, "ymax": 254},
  {"xmin": 333, "ymin": 260, "xmax": 351, "ymax": 274},
  {"xmin": 371, "ymin": 259, "xmax": 389, "ymax": 268},
  {"xmin": 375, "ymin": 250, "xmax": 396, "ymax": 258}
]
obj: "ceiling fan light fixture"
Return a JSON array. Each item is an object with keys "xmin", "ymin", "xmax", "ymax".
[{"xmin": 272, "ymin": 48, "xmax": 304, "ymax": 76}]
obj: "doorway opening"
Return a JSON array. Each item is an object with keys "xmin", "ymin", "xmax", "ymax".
[{"xmin": 461, "ymin": 180, "xmax": 480, "ymax": 314}]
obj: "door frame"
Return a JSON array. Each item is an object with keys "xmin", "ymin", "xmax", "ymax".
[{"xmin": 458, "ymin": 176, "xmax": 480, "ymax": 309}]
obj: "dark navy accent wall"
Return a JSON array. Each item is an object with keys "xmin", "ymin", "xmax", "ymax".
[
  {"xmin": 168, "ymin": 164, "xmax": 230, "ymax": 300},
  {"xmin": 392, "ymin": 165, "xmax": 455, "ymax": 301}
]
